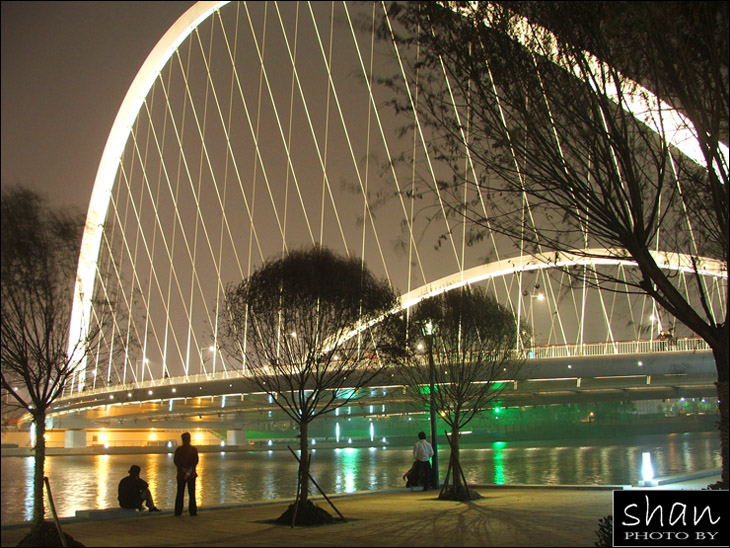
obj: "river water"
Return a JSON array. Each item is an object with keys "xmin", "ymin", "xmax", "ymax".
[{"xmin": 0, "ymin": 432, "xmax": 720, "ymax": 524}]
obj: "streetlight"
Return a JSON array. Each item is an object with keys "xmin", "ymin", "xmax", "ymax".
[
  {"xmin": 422, "ymin": 320, "xmax": 439, "ymax": 490},
  {"xmin": 200, "ymin": 346, "xmax": 216, "ymax": 375},
  {"xmin": 524, "ymin": 291, "xmax": 545, "ymax": 352},
  {"xmin": 530, "ymin": 292, "xmax": 545, "ymax": 332},
  {"xmin": 138, "ymin": 358, "xmax": 149, "ymax": 383},
  {"xmin": 208, "ymin": 345, "xmax": 217, "ymax": 374}
]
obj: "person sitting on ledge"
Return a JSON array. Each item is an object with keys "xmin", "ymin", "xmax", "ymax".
[{"xmin": 118, "ymin": 464, "xmax": 161, "ymax": 512}]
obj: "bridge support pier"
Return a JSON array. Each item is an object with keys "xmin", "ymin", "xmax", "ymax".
[
  {"xmin": 65, "ymin": 429, "xmax": 87, "ymax": 449},
  {"xmin": 227, "ymin": 430, "xmax": 246, "ymax": 447}
]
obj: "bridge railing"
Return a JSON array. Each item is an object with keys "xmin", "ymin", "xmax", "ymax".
[
  {"xmin": 71, "ymin": 338, "xmax": 711, "ymax": 399},
  {"xmin": 528, "ymin": 337, "xmax": 710, "ymax": 360},
  {"xmin": 71, "ymin": 368, "xmax": 247, "ymax": 401}
]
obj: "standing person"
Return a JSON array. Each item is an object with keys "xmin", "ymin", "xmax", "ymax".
[
  {"xmin": 118, "ymin": 465, "xmax": 161, "ymax": 512},
  {"xmin": 174, "ymin": 432, "xmax": 199, "ymax": 516},
  {"xmin": 412, "ymin": 431, "xmax": 434, "ymax": 491}
]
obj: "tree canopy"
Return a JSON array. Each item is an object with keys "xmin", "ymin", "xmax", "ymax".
[
  {"xmin": 382, "ymin": 0, "xmax": 728, "ymax": 487},
  {"xmin": 1, "ymin": 185, "xmax": 98, "ymax": 532},
  {"xmin": 221, "ymin": 246, "xmax": 403, "ymax": 521},
  {"xmin": 402, "ymin": 286, "xmax": 524, "ymax": 499}
]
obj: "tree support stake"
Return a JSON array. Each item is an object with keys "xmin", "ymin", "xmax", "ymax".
[{"xmin": 287, "ymin": 445, "xmax": 346, "ymax": 522}]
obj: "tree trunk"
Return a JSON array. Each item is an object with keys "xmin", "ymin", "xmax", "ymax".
[
  {"xmin": 299, "ymin": 421, "xmax": 310, "ymax": 505},
  {"xmin": 713, "ymin": 341, "xmax": 729, "ymax": 488},
  {"xmin": 716, "ymin": 380, "xmax": 728, "ymax": 488},
  {"xmin": 451, "ymin": 425, "xmax": 462, "ymax": 493},
  {"xmin": 640, "ymin": 251, "xmax": 729, "ymax": 488},
  {"xmin": 31, "ymin": 412, "xmax": 46, "ymax": 535},
  {"xmin": 440, "ymin": 426, "xmax": 480, "ymax": 501}
]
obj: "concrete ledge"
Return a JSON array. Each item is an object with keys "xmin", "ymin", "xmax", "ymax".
[
  {"xmin": 637, "ymin": 468, "xmax": 721, "ymax": 487},
  {"xmin": 74, "ymin": 508, "xmax": 141, "ymax": 520}
]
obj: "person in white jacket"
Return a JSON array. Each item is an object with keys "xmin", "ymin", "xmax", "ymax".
[{"xmin": 412, "ymin": 431, "xmax": 434, "ymax": 491}]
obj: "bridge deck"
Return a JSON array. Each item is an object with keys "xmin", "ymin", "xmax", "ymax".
[{"xmin": 40, "ymin": 340, "xmax": 716, "ymax": 431}]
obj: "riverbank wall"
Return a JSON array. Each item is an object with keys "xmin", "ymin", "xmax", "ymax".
[{"xmin": 1, "ymin": 412, "xmax": 716, "ymax": 457}]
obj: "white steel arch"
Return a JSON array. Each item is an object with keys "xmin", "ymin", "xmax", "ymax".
[
  {"xmin": 450, "ymin": 1, "xmax": 729, "ymax": 175},
  {"xmin": 67, "ymin": 1, "xmax": 727, "ymax": 393},
  {"xmin": 69, "ymin": 2, "xmax": 231, "ymax": 391},
  {"xmin": 399, "ymin": 248, "xmax": 728, "ymax": 310},
  {"xmin": 328, "ymin": 248, "xmax": 726, "ymax": 354}
]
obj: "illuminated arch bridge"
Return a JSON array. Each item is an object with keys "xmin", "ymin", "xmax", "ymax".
[{"xmin": 64, "ymin": 1, "xmax": 727, "ymax": 407}]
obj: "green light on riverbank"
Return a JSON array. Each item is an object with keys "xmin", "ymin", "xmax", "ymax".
[{"xmin": 492, "ymin": 441, "xmax": 506, "ymax": 484}]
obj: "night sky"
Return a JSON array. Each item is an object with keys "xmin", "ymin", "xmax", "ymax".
[
  {"xmin": 0, "ymin": 0, "xmax": 449, "ymax": 295},
  {"xmin": 1, "ymin": 1, "xmax": 196, "ymax": 211}
]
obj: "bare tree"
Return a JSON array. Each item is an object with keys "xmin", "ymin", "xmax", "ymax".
[
  {"xmin": 220, "ymin": 246, "xmax": 403, "ymax": 524},
  {"xmin": 382, "ymin": 1, "xmax": 728, "ymax": 487},
  {"xmin": 1, "ymin": 186, "xmax": 101, "ymax": 537},
  {"xmin": 402, "ymin": 287, "xmax": 524, "ymax": 500}
]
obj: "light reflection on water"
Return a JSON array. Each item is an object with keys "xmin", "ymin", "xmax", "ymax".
[{"xmin": 1, "ymin": 432, "xmax": 720, "ymax": 524}]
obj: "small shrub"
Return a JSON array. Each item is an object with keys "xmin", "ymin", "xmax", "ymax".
[{"xmin": 595, "ymin": 515, "xmax": 612, "ymax": 547}]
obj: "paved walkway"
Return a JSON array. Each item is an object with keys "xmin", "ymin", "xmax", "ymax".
[{"xmin": 1, "ymin": 474, "xmax": 720, "ymax": 547}]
